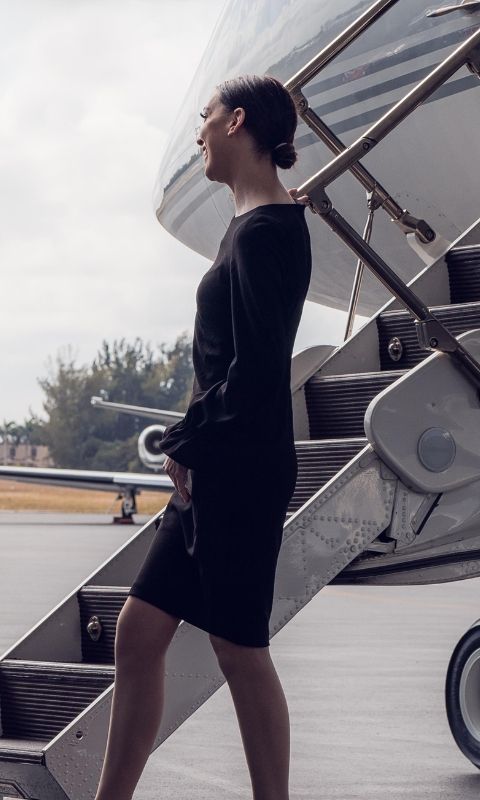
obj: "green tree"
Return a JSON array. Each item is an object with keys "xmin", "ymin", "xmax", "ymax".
[{"xmin": 38, "ymin": 335, "xmax": 193, "ymax": 470}]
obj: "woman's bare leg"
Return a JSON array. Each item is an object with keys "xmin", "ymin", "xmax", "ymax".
[
  {"xmin": 210, "ymin": 635, "xmax": 290, "ymax": 800},
  {"xmin": 94, "ymin": 596, "xmax": 181, "ymax": 800}
]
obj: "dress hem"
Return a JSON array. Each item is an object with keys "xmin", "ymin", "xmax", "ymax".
[{"xmin": 128, "ymin": 587, "xmax": 270, "ymax": 648}]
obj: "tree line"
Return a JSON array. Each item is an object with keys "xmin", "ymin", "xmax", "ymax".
[{"xmin": 0, "ymin": 334, "xmax": 194, "ymax": 472}]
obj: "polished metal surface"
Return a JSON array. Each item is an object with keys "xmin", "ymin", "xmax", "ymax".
[
  {"xmin": 344, "ymin": 191, "xmax": 379, "ymax": 341},
  {"xmin": 310, "ymin": 191, "xmax": 480, "ymax": 388},
  {"xmin": 378, "ymin": 301, "xmax": 480, "ymax": 369},
  {"xmin": 285, "ymin": 0, "xmax": 399, "ymax": 94},
  {"xmin": 299, "ymin": 25, "xmax": 480, "ymax": 194},
  {"xmin": 155, "ymin": 0, "xmax": 480, "ymax": 314},
  {"xmin": 86, "ymin": 616, "xmax": 102, "ymax": 643},
  {"xmin": 287, "ymin": 2, "xmax": 438, "ymax": 249},
  {"xmin": 387, "ymin": 335, "xmax": 404, "ymax": 362}
]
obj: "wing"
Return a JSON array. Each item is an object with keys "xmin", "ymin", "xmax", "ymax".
[{"xmin": 0, "ymin": 465, "xmax": 174, "ymax": 493}]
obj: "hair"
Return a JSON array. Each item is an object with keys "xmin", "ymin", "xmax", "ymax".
[{"xmin": 216, "ymin": 74, "xmax": 298, "ymax": 169}]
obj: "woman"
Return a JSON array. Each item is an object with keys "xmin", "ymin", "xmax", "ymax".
[{"xmin": 94, "ymin": 74, "xmax": 312, "ymax": 800}]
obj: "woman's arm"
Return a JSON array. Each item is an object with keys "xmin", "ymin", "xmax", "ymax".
[{"xmin": 160, "ymin": 216, "xmax": 289, "ymax": 471}]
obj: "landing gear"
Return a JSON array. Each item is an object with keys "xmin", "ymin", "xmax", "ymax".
[
  {"xmin": 446, "ymin": 620, "xmax": 480, "ymax": 769},
  {"xmin": 113, "ymin": 487, "xmax": 138, "ymax": 524}
]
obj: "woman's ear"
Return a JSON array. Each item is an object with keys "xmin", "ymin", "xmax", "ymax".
[{"xmin": 227, "ymin": 106, "xmax": 245, "ymax": 136}]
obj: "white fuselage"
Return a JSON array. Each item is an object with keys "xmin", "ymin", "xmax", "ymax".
[{"xmin": 154, "ymin": 0, "xmax": 480, "ymax": 315}]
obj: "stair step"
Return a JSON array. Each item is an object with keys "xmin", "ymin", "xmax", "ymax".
[
  {"xmin": 78, "ymin": 439, "xmax": 369, "ymax": 660},
  {"xmin": 377, "ymin": 300, "xmax": 480, "ymax": 369},
  {"xmin": 0, "ymin": 660, "xmax": 114, "ymax": 741},
  {"xmin": 76, "ymin": 440, "xmax": 367, "ymax": 662},
  {"xmin": 448, "ymin": 244, "xmax": 480, "ymax": 304},
  {"xmin": 291, "ymin": 438, "xmax": 367, "ymax": 511},
  {"xmin": 305, "ymin": 371, "xmax": 404, "ymax": 438},
  {"xmin": 0, "ymin": 738, "xmax": 45, "ymax": 764}
]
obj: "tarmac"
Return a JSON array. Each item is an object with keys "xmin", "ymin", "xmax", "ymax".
[{"xmin": 1, "ymin": 509, "xmax": 480, "ymax": 799}]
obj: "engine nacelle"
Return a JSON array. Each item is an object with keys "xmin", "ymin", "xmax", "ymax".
[{"xmin": 138, "ymin": 425, "xmax": 168, "ymax": 471}]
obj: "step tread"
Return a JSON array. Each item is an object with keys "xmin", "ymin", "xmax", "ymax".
[
  {"xmin": 308, "ymin": 369, "xmax": 405, "ymax": 383},
  {"xmin": 0, "ymin": 737, "xmax": 46, "ymax": 763},
  {"xmin": 1, "ymin": 659, "xmax": 115, "ymax": 674},
  {"xmin": 379, "ymin": 299, "xmax": 480, "ymax": 319}
]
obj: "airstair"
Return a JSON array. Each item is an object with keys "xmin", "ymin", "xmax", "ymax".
[{"xmin": 2, "ymin": 1, "xmax": 480, "ymax": 797}]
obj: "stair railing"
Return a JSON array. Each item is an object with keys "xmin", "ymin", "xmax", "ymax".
[
  {"xmin": 344, "ymin": 188, "xmax": 382, "ymax": 341},
  {"xmin": 285, "ymin": 0, "xmax": 437, "ymax": 246},
  {"xmin": 288, "ymin": 18, "xmax": 480, "ymax": 388},
  {"xmin": 285, "ymin": 0, "xmax": 439, "ymax": 336}
]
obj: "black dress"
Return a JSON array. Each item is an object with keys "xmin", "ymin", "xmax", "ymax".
[{"xmin": 129, "ymin": 203, "xmax": 312, "ymax": 647}]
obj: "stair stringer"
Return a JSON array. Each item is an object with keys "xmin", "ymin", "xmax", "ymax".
[
  {"xmin": 40, "ymin": 445, "xmax": 397, "ymax": 800},
  {"xmin": 1, "ymin": 520, "xmax": 160, "ymax": 663}
]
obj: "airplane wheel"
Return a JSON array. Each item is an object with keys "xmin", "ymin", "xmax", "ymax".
[{"xmin": 445, "ymin": 621, "xmax": 480, "ymax": 769}]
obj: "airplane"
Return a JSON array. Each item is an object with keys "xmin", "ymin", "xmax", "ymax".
[
  {"xmin": 154, "ymin": 0, "xmax": 480, "ymax": 317},
  {"xmin": 2, "ymin": 2, "xmax": 480, "ymax": 796},
  {"xmin": 4, "ymin": 0, "xmax": 479, "ymax": 521},
  {"xmin": 0, "ymin": 396, "xmax": 183, "ymax": 521}
]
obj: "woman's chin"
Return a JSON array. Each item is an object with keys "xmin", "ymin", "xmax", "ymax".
[{"xmin": 204, "ymin": 162, "xmax": 215, "ymax": 181}]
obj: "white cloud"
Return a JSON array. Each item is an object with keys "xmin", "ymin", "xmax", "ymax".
[
  {"xmin": 0, "ymin": 0, "xmax": 352, "ymax": 423},
  {"xmin": 0, "ymin": 0, "xmax": 225, "ymax": 420}
]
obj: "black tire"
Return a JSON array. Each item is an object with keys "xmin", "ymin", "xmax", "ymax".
[{"xmin": 446, "ymin": 621, "xmax": 480, "ymax": 769}]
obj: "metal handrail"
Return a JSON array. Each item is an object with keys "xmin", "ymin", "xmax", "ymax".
[
  {"xmin": 311, "ymin": 191, "xmax": 480, "ymax": 389},
  {"xmin": 286, "ymin": 0, "xmax": 434, "ymax": 243},
  {"xmin": 292, "ymin": 13, "xmax": 480, "ymax": 388},
  {"xmin": 344, "ymin": 190, "xmax": 381, "ymax": 341},
  {"xmin": 285, "ymin": 0, "xmax": 398, "ymax": 94},
  {"xmin": 299, "ymin": 25, "xmax": 480, "ymax": 197}
]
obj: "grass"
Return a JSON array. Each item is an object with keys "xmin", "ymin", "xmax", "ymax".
[{"xmin": 0, "ymin": 479, "xmax": 172, "ymax": 514}]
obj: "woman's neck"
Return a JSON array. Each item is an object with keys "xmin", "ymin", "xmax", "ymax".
[{"xmin": 228, "ymin": 160, "xmax": 294, "ymax": 217}]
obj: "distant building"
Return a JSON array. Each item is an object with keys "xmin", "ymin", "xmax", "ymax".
[{"xmin": 1, "ymin": 443, "xmax": 53, "ymax": 467}]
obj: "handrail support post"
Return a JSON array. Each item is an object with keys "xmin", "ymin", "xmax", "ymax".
[
  {"xmin": 309, "ymin": 187, "xmax": 480, "ymax": 390},
  {"xmin": 290, "ymin": 91, "xmax": 437, "ymax": 247}
]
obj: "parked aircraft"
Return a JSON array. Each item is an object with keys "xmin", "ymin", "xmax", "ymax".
[
  {"xmin": 0, "ymin": 396, "xmax": 183, "ymax": 520},
  {"xmin": 1, "ymin": 4, "xmax": 480, "ymax": 795}
]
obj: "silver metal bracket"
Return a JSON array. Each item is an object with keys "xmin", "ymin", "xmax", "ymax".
[
  {"xmin": 308, "ymin": 186, "xmax": 333, "ymax": 215},
  {"xmin": 415, "ymin": 319, "xmax": 459, "ymax": 352},
  {"xmin": 394, "ymin": 210, "xmax": 435, "ymax": 243},
  {"xmin": 467, "ymin": 45, "xmax": 480, "ymax": 79}
]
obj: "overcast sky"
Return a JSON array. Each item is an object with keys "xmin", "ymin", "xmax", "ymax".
[{"xmin": 1, "ymin": 0, "xmax": 349, "ymax": 423}]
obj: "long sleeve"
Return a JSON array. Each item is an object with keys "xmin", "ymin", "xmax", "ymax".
[{"xmin": 160, "ymin": 216, "xmax": 290, "ymax": 471}]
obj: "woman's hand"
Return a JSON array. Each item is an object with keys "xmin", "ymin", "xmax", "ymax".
[
  {"xmin": 288, "ymin": 187, "xmax": 316, "ymax": 212},
  {"xmin": 163, "ymin": 455, "xmax": 191, "ymax": 503}
]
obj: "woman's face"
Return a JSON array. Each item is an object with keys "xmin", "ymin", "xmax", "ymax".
[{"xmin": 196, "ymin": 91, "xmax": 234, "ymax": 183}]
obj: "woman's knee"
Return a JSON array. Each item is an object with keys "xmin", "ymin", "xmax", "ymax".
[
  {"xmin": 115, "ymin": 596, "xmax": 181, "ymax": 664},
  {"xmin": 209, "ymin": 633, "xmax": 271, "ymax": 676}
]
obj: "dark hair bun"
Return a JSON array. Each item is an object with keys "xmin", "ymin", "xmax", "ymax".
[
  {"xmin": 272, "ymin": 141, "xmax": 297, "ymax": 169},
  {"xmin": 217, "ymin": 75, "xmax": 298, "ymax": 169}
]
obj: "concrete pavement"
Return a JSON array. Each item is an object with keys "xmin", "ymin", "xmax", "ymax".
[{"xmin": 1, "ymin": 510, "xmax": 479, "ymax": 799}]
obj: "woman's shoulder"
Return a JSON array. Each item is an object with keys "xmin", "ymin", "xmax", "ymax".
[{"xmin": 231, "ymin": 203, "xmax": 307, "ymax": 244}]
